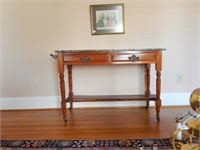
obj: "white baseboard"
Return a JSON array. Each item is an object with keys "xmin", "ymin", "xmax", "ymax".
[
  {"xmin": 0, "ymin": 93, "xmax": 190, "ymax": 110},
  {"xmin": 0, "ymin": 96, "xmax": 61, "ymax": 110}
]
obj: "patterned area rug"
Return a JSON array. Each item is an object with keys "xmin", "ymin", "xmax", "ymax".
[{"xmin": 0, "ymin": 138, "xmax": 172, "ymax": 150}]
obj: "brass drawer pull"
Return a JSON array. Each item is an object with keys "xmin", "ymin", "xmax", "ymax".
[
  {"xmin": 80, "ymin": 56, "xmax": 91, "ymax": 62},
  {"xmin": 128, "ymin": 55, "xmax": 139, "ymax": 62}
]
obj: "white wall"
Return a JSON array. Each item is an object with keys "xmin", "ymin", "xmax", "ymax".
[
  {"xmin": 198, "ymin": 1, "xmax": 200, "ymax": 85},
  {"xmin": 1, "ymin": 0, "xmax": 200, "ymax": 109}
]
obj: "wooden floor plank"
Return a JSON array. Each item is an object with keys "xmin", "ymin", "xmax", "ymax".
[{"xmin": 0, "ymin": 107, "xmax": 191, "ymax": 140}]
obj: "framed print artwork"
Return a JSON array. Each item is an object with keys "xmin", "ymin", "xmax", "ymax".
[{"xmin": 90, "ymin": 3, "xmax": 125, "ymax": 35}]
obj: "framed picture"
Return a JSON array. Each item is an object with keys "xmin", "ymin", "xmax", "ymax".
[{"xmin": 90, "ymin": 3, "xmax": 125, "ymax": 35}]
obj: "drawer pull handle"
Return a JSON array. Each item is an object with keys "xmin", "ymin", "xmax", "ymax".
[
  {"xmin": 80, "ymin": 56, "xmax": 91, "ymax": 62},
  {"xmin": 128, "ymin": 55, "xmax": 139, "ymax": 62}
]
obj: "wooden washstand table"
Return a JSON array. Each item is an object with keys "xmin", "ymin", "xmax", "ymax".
[{"xmin": 51, "ymin": 48, "xmax": 165, "ymax": 122}]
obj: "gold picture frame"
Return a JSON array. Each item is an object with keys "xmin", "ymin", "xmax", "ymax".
[{"xmin": 90, "ymin": 3, "xmax": 125, "ymax": 35}]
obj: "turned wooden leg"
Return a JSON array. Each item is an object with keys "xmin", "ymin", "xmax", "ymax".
[
  {"xmin": 156, "ymin": 70, "xmax": 161, "ymax": 121},
  {"xmin": 67, "ymin": 65, "xmax": 73, "ymax": 109},
  {"xmin": 59, "ymin": 73, "xmax": 67, "ymax": 122},
  {"xmin": 145, "ymin": 64, "xmax": 151, "ymax": 109},
  {"xmin": 156, "ymin": 98, "xmax": 161, "ymax": 121},
  {"xmin": 58, "ymin": 53, "xmax": 67, "ymax": 122}
]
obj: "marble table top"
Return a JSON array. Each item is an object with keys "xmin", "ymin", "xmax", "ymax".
[{"xmin": 55, "ymin": 48, "xmax": 166, "ymax": 53}]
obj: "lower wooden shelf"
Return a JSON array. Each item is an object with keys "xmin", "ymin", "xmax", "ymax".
[{"xmin": 66, "ymin": 94, "xmax": 157, "ymax": 102}]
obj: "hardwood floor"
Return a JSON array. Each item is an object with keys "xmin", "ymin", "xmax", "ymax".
[{"xmin": 0, "ymin": 106, "xmax": 191, "ymax": 140}]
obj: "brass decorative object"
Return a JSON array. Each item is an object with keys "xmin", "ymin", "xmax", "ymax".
[
  {"xmin": 170, "ymin": 88, "xmax": 200, "ymax": 150},
  {"xmin": 190, "ymin": 88, "xmax": 200, "ymax": 114}
]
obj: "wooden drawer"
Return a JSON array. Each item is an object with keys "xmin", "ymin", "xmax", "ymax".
[
  {"xmin": 64, "ymin": 54, "xmax": 110, "ymax": 63},
  {"xmin": 112, "ymin": 52, "xmax": 156, "ymax": 62}
]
